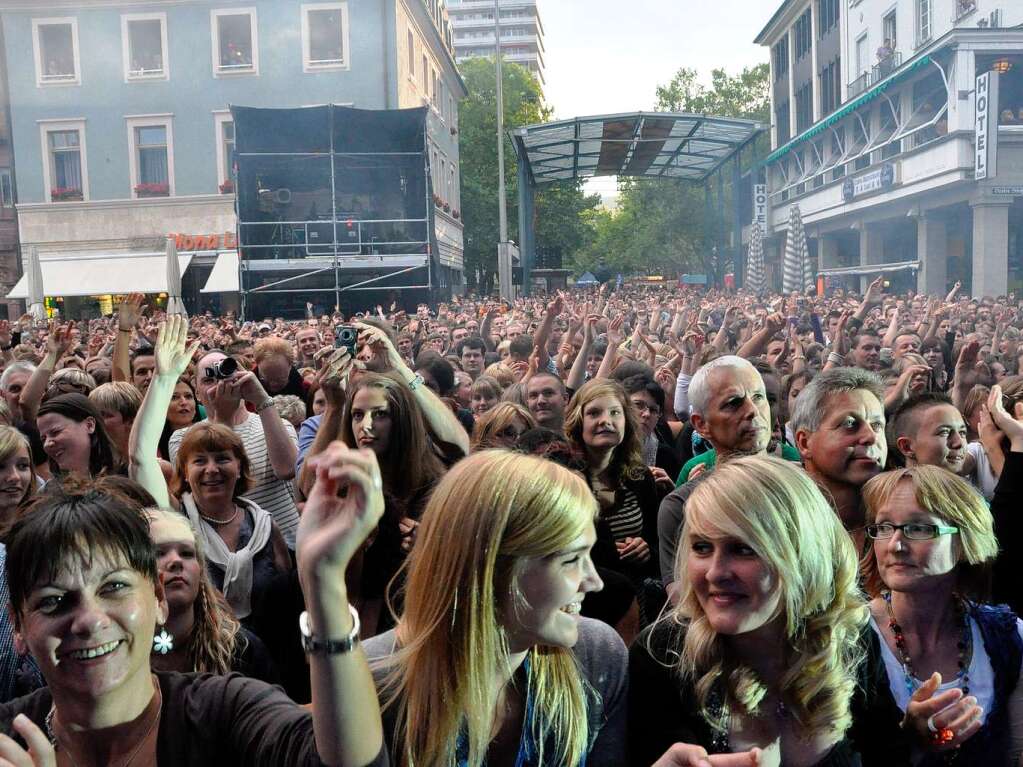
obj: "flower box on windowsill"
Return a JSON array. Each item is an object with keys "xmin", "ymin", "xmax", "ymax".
[
  {"xmin": 452, "ymin": 210, "xmax": 460, "ymax": 220},
  {"xmin": 50, "ymin": 188, "xmax": 83, "ymax": 202},
  {"xmin": 219, "ymin": 180, "xmax": 235, "ymax": 194},
  {"xmin": 135, "ymin": 183, "xmax": 169, "ymax": 198},
  {"xmin": 443, "ymin": 203, "xmax": 451, "ymax": 213}
]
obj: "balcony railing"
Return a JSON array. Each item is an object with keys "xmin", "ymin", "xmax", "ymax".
[
  {"xmin": 848, "ymin": 51, "xmax": 902, "ymax": 99},
  {"xmin": 955, "ymin": 0, "xmax": 978, "ymax": 19}
]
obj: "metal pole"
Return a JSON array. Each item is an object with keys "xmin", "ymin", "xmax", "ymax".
[
  {"xmin": 495, "ymin": 0, "xmax": 513, "ymax": 301},
  {"xmin": 495, "ymin": 0, "xmax": 508, "ymax": 244}
]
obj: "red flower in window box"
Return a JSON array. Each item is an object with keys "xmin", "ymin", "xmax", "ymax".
[
  {"xmin": 219, "ymin": 179, "xmax": 235, "ymax": 194},
  {"xmin": 134, "ymin": 182, "xmax": 170, "ymax": 197},
  {"xmin": 50, "ymin": 187, "xmax": 83, "ymax": 202},
  {"xmin": 443, "ymin": 202, "xmax": 451, "ymax": 213},
  {"xmin": 452, "ymin": 210, "xmax": 460, "ymax": 219}
]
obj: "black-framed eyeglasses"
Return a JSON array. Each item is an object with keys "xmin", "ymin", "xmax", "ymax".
[{"xmin": 866, "ymin": 522, "xmax": 959, "ymax": 540}]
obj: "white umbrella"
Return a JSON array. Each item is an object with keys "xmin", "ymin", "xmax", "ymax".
[
  {"xmin": 783, "ymin": 205, "xmax": 808, "ymax": 294},
  {"xmin": 25, "ymin": 246, "xmax": 46, "ymax": 322},
  {"xmin": 165, "ymin": 237, "xmax": 187, "ymax": 317},
  {"xmin": 745, "ymin": 221, "xmax": 766, "ymax": 294}
]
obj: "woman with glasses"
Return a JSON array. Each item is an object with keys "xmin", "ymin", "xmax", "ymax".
[{"xmin": 861, "ymin": 466, "xmax": 1022, "ymax": 765}]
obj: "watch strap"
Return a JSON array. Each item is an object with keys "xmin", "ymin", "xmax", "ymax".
[{"xmin": 299, "ymin": 605, "xmax": 360, "ymax": 655}]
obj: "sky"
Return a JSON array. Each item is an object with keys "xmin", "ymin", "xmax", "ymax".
[{"xmin": 538, "ymin": 0, "xmax": 773, "ymax": 200}]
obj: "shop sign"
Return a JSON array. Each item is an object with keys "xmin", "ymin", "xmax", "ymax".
[
  {"xmin": 992, "ymin": 186, "xmax": 1023, "ymax": 196},
  {"xmin": 753, "ymin": 184, "xmax": 767, "ymax": 226},
  {"xmin": 169, "ymin": 232, "xmax": 237, "ymax": 251},
  {"xmin": 842, "ymin": 163, "xmax": 897, "ymax": 201}
]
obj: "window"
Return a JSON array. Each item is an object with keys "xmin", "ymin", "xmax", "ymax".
[
  {"xmin": 214, "ymin": 112, "xmax": 236, "ymax": 193},
  {"xmin": 882, "ymin": 11, "xmax": 897, "ymax": 51},
  {"xmin": 432, "ymin": 68, "xmax": 439, "ymax": 107},
  {"xmin": 773, "ymin": 38, "xmax": 789, "ymax": 82},
  {"xmin": 122, "ymin": 13, "xmax": 168, "ymax": 81},
  {"xmin": 916, "ymin": 0, "xmax": 931, "ymax": 46},
  {"xmin": 855, "ymin": 33, "xmax": 870, "ymax": 77},
  {"xmin": 795, "ymin": 83, "xmax": 813, "ymax": 133},
  {"xmin": 831, "ymin": 127, "xmax": 846, "ymax": 181},
  {"xmin": 0, "ymin": 171, "xmax": 13, "ymax": 207},
  {"xmin": 302, "ymin": 3, "xmax": 349, "ymax": 71},
  {"xmin": 820, "ymin": 57, "xmax": 841, "ymax": 115},
  {"xmin": 408, "ymin": 29, "xmax": 415, "ymax": 79},
  {"xmin": 817, "ymin": 0, "xmax": 839, "ymax": 38},
  {"xmin": 40, "ymin": 121, "xmax": 88, "ymax": 202},
  {"xmin": 794, "ymin": 10, "xmax": 812, "ymax": 61},
  {"xmin": 422, "ymin": 54, "xmax": 428, "ymax": 90},
  {"xmin": 32, "ymin": 18, "xmax": 80, "ymax": 87},
  {"xmin": 212, "ymin": 8, "xmax": 258, "ymax": 76},
  {"xmin": 127, "ymin": 117, "xmax": 174, "ymax": 198},
  {"xmin": 776, "ymin": 101, "xmax": 791, "ymax": 146}
]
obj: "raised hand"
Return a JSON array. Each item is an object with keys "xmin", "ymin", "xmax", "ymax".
[
  {"xmin": 0, "ymin": 713, "xmax": 57, "ymax": 766},
  {"xmin": 118, "ymin": 292, "xmax": 145, "ymax": 333},
  {"xmin": 653, "ymin": 743, "xmax": 761, "ymax": 767},
  {"xmin": 987, "ymin": 385, "xmax": 1023, "ymax": 451},
  {"xmin": 297, "ymin": 442, "xmax": 385, "ymax": 584},
  {"xmin": 45, "ymin": 322, "xmax": 72, "ymax": 359},
  {"xmin": 155, "ymin": 315, "xmax": 201, "ymax": 379},
  {"xmin": 0, "ymin": 320, "xmax": 11, "ymax": 349},
  {"xmin": 606, "ymin": 315, "xmax": 626, "ymax": 349},
  {"xmin": 317, "ymin": 349, "xmax": 356, "ymax": 409}
]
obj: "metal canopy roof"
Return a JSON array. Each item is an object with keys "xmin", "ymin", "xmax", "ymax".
[{"xmin": 512, "ymin": 112, "xmax": 765, "ymax": 185}]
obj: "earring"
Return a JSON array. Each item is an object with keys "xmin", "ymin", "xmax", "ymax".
[{"xmin": 153, "ymin": 626, "xmax": 174, "ymax": 655}]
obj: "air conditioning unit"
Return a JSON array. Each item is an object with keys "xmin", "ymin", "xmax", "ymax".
[
  {"xmin": 990, "ymin": 9, "xmax": 1001, "ymax": 28},
  {"xmin": 273, "ymin": 188, "xmax": 292, "ymax": 205}
]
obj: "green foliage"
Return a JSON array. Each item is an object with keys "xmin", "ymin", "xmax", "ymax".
[
  {"xmin": 573, "ymin": 63, "xmax": 770, "ymax": 281},
  {"xmin": 458, "ymin": 58, "xmax": 600, "ymax": 292}
]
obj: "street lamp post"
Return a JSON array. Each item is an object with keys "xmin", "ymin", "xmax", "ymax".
[{"xmin": 494, "ymin": 0, "xmax": 514, "ymax": 301}]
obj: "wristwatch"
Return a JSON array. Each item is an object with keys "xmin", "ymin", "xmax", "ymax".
[
  {"xmin": 406, "ymin": 373, "xmax": 425, "ymax": 392},
  {"xmin": 299, "ymin": 605, "xmax": 361, "ymax": 655}
]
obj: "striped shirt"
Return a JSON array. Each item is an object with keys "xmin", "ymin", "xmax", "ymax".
[
  {"xmin": 169, "ymin": 413, "xmax": 300, "ymax": 547},
  {"xmin": 604, "ymin": 486, "xmax": 644, "ymax": 542}
]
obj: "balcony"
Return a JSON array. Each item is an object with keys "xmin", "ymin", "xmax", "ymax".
[
  {"xmin": 955, "ymin": 0, "xmax": 978, "ymax": 20},
  {"xmin": 848, "ymin": 51, "xmax": 902, "ymax": 99}
]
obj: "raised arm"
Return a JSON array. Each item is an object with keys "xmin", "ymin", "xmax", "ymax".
[
  {"xmin": 296, "ymin": 442, "xmax": 386, "ymax": 767},
  {"xmin": 113, "ymin": 293, "xmax": 145, "ymax": 383},
  {"xmin": 532, "ymin": 292, "xmax": 564, "ymax": 369},
  {"xmin": 735, "ymin": 313, "xmax": 785, "ymax": 359},
  {"xmin": 595, "ymin": 315, "xmax": 625, "ymax": 381},
  {"xmin": 566, "ymin": 314, "xmax": 597, "ymax": 392},
  {"xmin": 356, "ymin": 321, "xmax": 470, "ymax": 455},
  {"xmin": 129, "ymin": 316, "xmax": 199, "ymax": 509},
  {"xmin": 235, "ymin": 370, "xmax": 300, "ymax": 480},
  {"xmin": 19, "ymin": 322, "xmax": 72, "ymax": 421}
]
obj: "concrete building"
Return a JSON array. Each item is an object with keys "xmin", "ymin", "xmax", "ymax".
[
  {"xmin": 755, "ymin": 0, "xmax": 1023, "ymax": 297},
  {"xmin": 0, "ymin": 0, "xmax": 466, "ymax": 317},
  {"xmin": 447, "ymin": 0, "xmax": 546, "ymax": 86}
]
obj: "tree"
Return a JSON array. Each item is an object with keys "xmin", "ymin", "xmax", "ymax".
[{"xmin": 458, "ymin": 58, "xmax": 600, "ymax": 292}]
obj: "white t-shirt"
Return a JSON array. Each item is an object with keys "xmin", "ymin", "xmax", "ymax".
[
  {"xmin": 967, "ymin": 441, "xmax": 1000, "ymax": 501},
  {"xmin": 169, "ymin": 412, "xmax": 300, "ymax": 547}
]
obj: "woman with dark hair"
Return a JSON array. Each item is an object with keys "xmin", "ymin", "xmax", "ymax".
[
  {"xmin": 564, "ymin": 379, "xmax": 662, "ymax": 588},
  {"xmin": 921, "ymin": 337, "xmax": 950, "ymax": 391},
  {"xmin": 299, "ymin": 369, "xmax": 453, "ymax": 635},
  {"xmin": 0, "ymin": 456, "xmax": 388, "ymax": 765},
  {"xmin": 36, "ymin": 393, "xmax": 122, "ymax": 478},
  {"xmin": 158, "ymin": 377, "xmax": 201, "ymax": 461}
]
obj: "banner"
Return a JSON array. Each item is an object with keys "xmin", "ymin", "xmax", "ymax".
[{"xmin": 975, "ymin": 72, "xmax": 999, "ymax": 181}]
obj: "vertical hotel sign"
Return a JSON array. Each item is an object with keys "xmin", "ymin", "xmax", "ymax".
[
  {"xmin": 753, "ymin": 184, "xmax": 767, "ymax": 227},
  {"xmin": 975, "ymin": 72, "xmax": 999, "ymax": 181}
]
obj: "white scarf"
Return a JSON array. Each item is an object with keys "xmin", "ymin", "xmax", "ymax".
[{"xmin": 181, "ymin": 492, "xmax": 271, "ymax": 619}]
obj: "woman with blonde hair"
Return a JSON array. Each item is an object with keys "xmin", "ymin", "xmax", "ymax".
[
  {"xmin": 0, "ymin": 425, "xmax": 34, "ymax": 525},
  {"xmin": 363, "ymin": 449, "xmax": 626, "ymax": 766},
  {"xmin": 470, "ymin": 402, "xmax": 536, "ymax": 451},
  {"xmin": 630, "ymin": 456, "xmax": 908, "ymax": 766},
  {"xmin": 565, "ymin": 378, "xmax": 661, "ymax": 586},
  {"xmin": 469, "ymin": 374, "xmax": 503, "ymax": 418},
  {"xmin": 147, "ymin": 507, "xmax": 278, "ymax": 683},
  {"xmin": 860, "ymin": 466, "xmax": 1020, "ymax": 765}
]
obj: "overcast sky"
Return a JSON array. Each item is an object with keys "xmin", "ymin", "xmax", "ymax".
[{"xmin": 539, "ymin": 0, "xmax": 773, "ymax": 196}]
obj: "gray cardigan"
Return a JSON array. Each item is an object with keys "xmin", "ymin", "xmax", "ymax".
[{"xmin": 363, "ymin": 616, "xmax": 628, "ymax": 765}]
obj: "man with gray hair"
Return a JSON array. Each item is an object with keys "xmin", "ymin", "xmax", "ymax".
[
  {"xmin": 0, "ymin": 361, "xmax": 35, "ymax": 422},
  {"xmin": 657, "ymin": 356, "xmax": 772, "ymax": 599},
  {"xmin": 792, "ymin": 367, "xmax": 887, "ymax": 548}
]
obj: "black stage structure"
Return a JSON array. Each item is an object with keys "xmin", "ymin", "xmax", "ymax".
[{"xmin": 233, "ymin": 105, "xmax": 442, "ymax": 319}]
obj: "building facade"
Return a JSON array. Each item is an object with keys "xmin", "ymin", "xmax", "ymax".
[
  {"xmin": 0, "ymin": 0, "xmax": 466, "ymax": 317},
  {"xmin": 755, "ymin": 0, "xmax": 1023, "ymax": 297},
  {"xmin": 447, "ymin": 0, "xmax": 546, "ymax": 86}
]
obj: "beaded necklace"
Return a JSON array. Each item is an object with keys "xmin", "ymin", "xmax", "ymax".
[{"xmin": 882, "ymin": 590, "xmax": 972, "ymax": 698}]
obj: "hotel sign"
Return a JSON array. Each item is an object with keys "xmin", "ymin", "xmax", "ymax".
[
  {"xmin": 975, "ymin": 72, "xmax": 999, "ymax": 181},
  {"xmin": 753, "ymin": 184, "xmax": 767, "ymax": 226},
  {"xmin": 169, "ymin": 232, "xmax": 237, "ymax": 250},
  {"xmin": 842, "ymin": 163, "xmax": 897, "ymax": 201}
]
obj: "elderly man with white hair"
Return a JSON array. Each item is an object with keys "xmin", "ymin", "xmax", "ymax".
[{"xmin": 656, "ymin": 355, "xmax": 776, "ymax": 601}]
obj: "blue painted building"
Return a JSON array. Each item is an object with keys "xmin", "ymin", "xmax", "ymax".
[{"xmin": 0, "ymin": 0, "xmax": 466, "ymax": 315}]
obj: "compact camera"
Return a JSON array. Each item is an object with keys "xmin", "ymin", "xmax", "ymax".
[
  {"xmin": 204, "ymin": 357, "xmax": 239, "ymax": 380},
  {"xmin": 335, "ymin": 325, "xmax": 359, "ymax": 355}
]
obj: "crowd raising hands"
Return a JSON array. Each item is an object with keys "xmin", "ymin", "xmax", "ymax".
[{"xmin": 0, "ymin": 276, "xmax": 1018, "ymax": 766}]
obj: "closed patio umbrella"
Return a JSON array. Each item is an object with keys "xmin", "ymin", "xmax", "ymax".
[
  {"xmin": 165, "ymin": 237, "xmax": 187, "ymax": 317},
  {"xmin": 783, "ymin": 205, "xmax": 808, "ymax": 295},
  {"xmin": 746, "ymin": 221, "xmax": 766, "ymax": 294},
  {"xmin": 26, "ymin": 246, "xmax": 46, "ymax": 322}
]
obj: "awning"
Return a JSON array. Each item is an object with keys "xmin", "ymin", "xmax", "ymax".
[
  {"xmin": 819, "ymin": 260, "xmax": 919, "ymax": 277},
  {"xmin": 765, "ymin": 55, "xmax": 933, "ymax": 165},
  {"xmin": 201, "ymin": 251, "xmax": 240, "ymax": 293},
  {"xmin": 6, "ymin": 251, "xmax": 194, "ymax": 299}
]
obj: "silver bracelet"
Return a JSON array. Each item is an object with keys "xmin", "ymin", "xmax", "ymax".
[
  {"xmin": 255, "ymin": 396, "xmax": 275, "ymax": 414},
  {"xmin": 407, "ymin": 373, "xmax": 425, "ymax": 392},
  {"xmin": 827, "ymin": 352, "xmax": 845, "ymax": 365}
]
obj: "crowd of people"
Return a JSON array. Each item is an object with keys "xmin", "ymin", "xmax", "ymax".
[{"xmin": 0, "ymin": 275, "xmax": 1018, "ymax": 766}]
